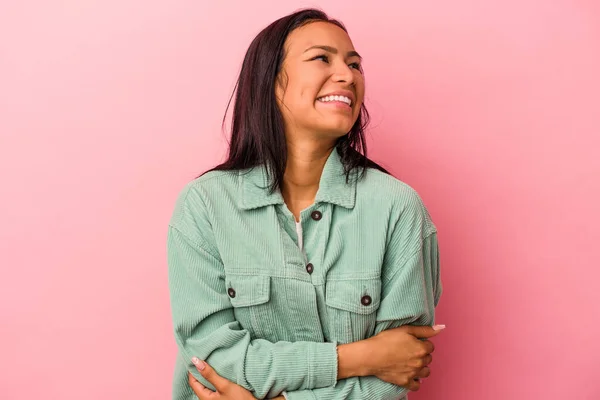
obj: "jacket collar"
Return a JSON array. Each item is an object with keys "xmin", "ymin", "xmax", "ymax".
[{"xmin": 239, "ymin": 147, "xmax": 357, "ymax": 210}]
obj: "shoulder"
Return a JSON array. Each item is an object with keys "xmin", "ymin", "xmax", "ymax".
[
  {"xmin": 357, "ymin": 167, "xmax": 437, "ymax": 237},
  {"xmin": 169, "ymin": 169, "xmax": 239, "ymax": 231}
]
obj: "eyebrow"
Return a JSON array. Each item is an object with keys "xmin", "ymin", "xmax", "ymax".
[{"xmin": 303, "ymin": 45, "xmax": 362, "ymax": 60}]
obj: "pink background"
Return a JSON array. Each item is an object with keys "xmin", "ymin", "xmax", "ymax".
[{"xmin": 1, "ymin": 1, "xmax": 599, "ymax": 399}]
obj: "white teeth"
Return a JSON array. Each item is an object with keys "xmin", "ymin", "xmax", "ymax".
[{"xmin": 318, "ymin": 95, "xmax": 352, "ymax": 106}]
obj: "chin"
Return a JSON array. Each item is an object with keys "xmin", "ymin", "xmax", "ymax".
[
  {"xmin": 318, "ymin": 120, "xmax": 356, "ymax": 134},
  {"xmin": 330, "ymin": 123, "xmax": 356, "ymax": 135},
  {"xmin": 317, "ymin": 126, "xmax": 354, "ymax": 140}
]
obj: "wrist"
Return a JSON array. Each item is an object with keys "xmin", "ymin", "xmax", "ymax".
[{"xmin": 336, "ymin": 339, "xmax": 372, "ymax": 379}]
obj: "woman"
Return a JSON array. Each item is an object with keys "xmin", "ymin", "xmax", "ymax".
[{"xmin": 167, "ymin": 8, "xmax": 444, "ymax": 400}]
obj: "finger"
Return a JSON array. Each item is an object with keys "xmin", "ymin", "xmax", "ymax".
[
  {"xmin": 188, "ymin": 371, "xmax": 216, "ymax": 399},
  {"xmin": 400, "ymin": 324, "xmax": 445, "ymax": 339},
  {"xmin": 192, "ymin": 357, "xmax": 229, "ymax": 393},
  {"xmin": 407, "ymin": 378, "xmax": 421, "ymax": 391},
  {"xmin": 417, "ymin": 367, "xmax": 431, "ymax": 378},
  {"xmin": 420, "ymin": 340, "xmax": 435, "ymax": 354},
  {"xmin": 423, "ymin": 354, "xmax": 433, "ymax": 366}
]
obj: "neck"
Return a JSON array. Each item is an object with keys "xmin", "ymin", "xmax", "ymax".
[{"xmin": 281, "ymin": 140, "xmax": 335, "ymax": 220}]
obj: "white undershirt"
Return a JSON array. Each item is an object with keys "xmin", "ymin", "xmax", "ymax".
[{"xmin": 295, "ymin": 220, "xmax": 303, "ymax": 251}]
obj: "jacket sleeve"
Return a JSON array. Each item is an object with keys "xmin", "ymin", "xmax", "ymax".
[
  {"xmin": 281, "ymin": 190, "xmax": 443, "ymax": 400},
  {"xmin": 167, "ymin": 185, "xmax": 338, "ymax": 399}
]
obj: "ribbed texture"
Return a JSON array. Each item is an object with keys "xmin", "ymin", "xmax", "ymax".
[{"xmin": 167, "ymin": 148, "xmax": 442, "ymax": 400}]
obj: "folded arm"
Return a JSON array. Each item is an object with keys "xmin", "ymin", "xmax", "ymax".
[
  {"xmin": 167, "ymin": 186, "xmax": 339, "ymax": 399},
  {"xmin": 282, "ymin": 190, "xmax": 443, "ymax": 400}
]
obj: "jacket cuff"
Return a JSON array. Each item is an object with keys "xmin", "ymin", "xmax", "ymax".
[
  {"xmin": 282, "ymin": 390, "xmax": 318, "ymax": 400},
  {"xmin": 308, "ymin": 341, "xmax": 338, "ymax": 388}
]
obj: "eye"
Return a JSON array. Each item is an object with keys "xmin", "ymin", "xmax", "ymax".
[
  {"xmin": 349, "ymin": 62, "xmax": 361, "ymax": 70},
  {"xmin": 312, "ymin": 54, "xmax": 329, "ymax": 63}
]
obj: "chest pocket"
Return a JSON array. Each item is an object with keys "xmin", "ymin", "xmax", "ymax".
[
  {"xmin": 325, "ymin": 278, "xmax": 382, "ymax": 344},
  {"xmin": 226, "ymin": 274, "xmax": 276, "ymax": 340}
]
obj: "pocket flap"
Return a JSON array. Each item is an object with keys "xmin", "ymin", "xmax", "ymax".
[
  {"xmin": 326, "ymin": 278, "xmax": 382, "ymax": 314},
  {"xmin": 226, "ymin": 274, "xmax": 270, "ymax": 307}
]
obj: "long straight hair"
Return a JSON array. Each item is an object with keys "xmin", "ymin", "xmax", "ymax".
[{"xmin": 203, "ymin": 8, "xmax": 389, "ymax": 192}]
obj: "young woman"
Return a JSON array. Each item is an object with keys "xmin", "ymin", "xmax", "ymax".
[{"xmin": 167, "ymin": 8, "xmax": 444, "ymax": 400}]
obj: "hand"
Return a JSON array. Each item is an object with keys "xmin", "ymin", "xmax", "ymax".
[
  {"xmin": 365, "ymin": 325, "xmax": 445, "ymax": 391},
  {"xmin": 188, "ymin": 357, "xmax": 257, "ymax": 400}
]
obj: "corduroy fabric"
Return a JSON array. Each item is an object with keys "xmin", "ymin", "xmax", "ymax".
[{"xmin": 167, "ymin": 147, "xmax": 442, "ymax": 400}]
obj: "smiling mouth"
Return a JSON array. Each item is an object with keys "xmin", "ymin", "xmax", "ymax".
[{"xmin": 316, "ymin": 95, "xmax": 352, "ymax": 107}]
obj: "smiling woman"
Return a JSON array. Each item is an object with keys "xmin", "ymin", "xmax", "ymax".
[{"xmin": 167, "ymin": 8, "xmax": 444, "ymax": 400}]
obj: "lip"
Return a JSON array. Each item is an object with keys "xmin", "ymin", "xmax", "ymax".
[{"xmin": 316, "ymin": 90, "xmax": 356, "ymax": 106}]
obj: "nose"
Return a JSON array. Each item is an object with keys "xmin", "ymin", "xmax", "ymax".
[{"xmin": 332, "ymin": 61, "xmax": 355, "ymax": 85}]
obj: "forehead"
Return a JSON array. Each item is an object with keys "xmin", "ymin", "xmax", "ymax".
[{"xmin": 284, "ymin": 21, "xmax": 355, "ymax": 55}]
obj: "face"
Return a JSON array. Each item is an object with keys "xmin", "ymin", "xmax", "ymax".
[{"xmin": 275, "ymin": 21, "xmax": 365, "ymax": 143}]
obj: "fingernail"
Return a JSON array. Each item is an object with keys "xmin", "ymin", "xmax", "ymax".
[
  {"xmin": 433, "ymin": 324, "xmax": 446, "ymax": 330},
  {"xmin": 191, "ymin": 357, "xmax": 205, "ymax": 371}
]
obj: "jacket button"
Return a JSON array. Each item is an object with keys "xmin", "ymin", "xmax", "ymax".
[
  {"xmin": 310, "ymin": 210, "xmax": 322, "ymax": 221},
  {"xmin": 361, "ymin": 295, "xmax": 372, "ymax": 306},
  {"xmin": 228, "ymin": 288, "xmax": 236, "ymax": 298},
  {"xmin": 306, "ymin": 263, "xmax": 314, "ymax": 274}
]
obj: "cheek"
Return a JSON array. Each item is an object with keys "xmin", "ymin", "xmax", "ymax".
[
  {"xmin": 287, "ymin": 90, "xmax": 317, "ymax": 117},
  {"xmin": 285, "ymin": 81, "xmax": 311, "ymax": 109},
  {"xmin": 300, "ymin": 84, "xmax": 319, "ymax": 105},
  {"xmin": 355, "ymin": 81, "xmax": 366, "ymax": 108},
  {"xmin": 356, "ymin": 75, "xmax": 366, "ymax": 97},
  {"xmin": 299, "ymin": 87, "xmax": 309, "ymax": 104}
]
